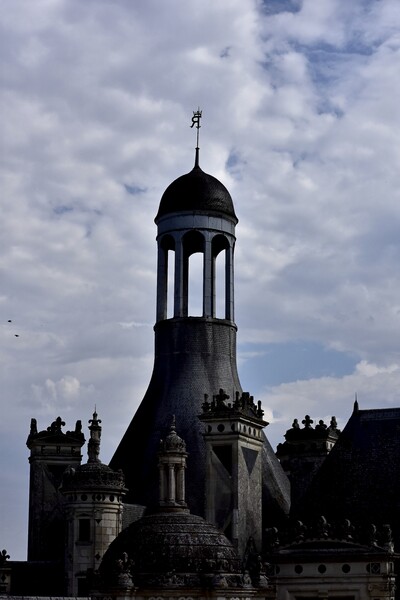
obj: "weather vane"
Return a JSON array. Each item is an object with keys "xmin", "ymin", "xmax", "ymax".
[
  {"xmin": 190, "ymin": 108, "xmax": 202, "ymax": 166},
  {"xmin": 191, "ymin": 108, "xmax": 202, "ymax": 142}
]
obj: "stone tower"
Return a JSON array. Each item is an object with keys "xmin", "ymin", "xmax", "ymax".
[
  {"xmin": 200, "ymin": 389, "xmax": 268, "ymax": 555},
  {"xmin": 110, "ymin": 131, "xmax": 289, "ymax": 529},
  {"xmin": 110, "ymin": 145, "xmax": 241, "ymax": 515},
  {"xmin": 26, "ymin": 416, "xmax": 85, "ymax": 561},
  {"xmin": 276, "ymin": 414, "xmax": 340, "ymax": 510},
  {"xmin": 61, "ymin": 411, "xmax": 126, "ymax": 596}
]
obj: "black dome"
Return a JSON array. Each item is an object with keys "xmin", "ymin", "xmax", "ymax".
[
  {"xmin": 100, "ymin": 511, "xmax": 241, "ymax": 588},
  {"xmin": 61, "ymin": 462, "xmax": 126, "ymax": 492},
  {"xmin": 156, "ymin": 166, "xmax": 237, "ymax": 222}
]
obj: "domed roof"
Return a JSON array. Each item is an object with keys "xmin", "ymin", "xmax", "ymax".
[
  {"xmin": 159, "ymin": 415, "xmax": 187, "ymax": 454},
  {"xmin": 156, "ymin": 165, "xmax": 237, "ymax": 222},
  {"xmin": 61, "ymin": 461, "xmax": 126, "ymax": 492},
  {"xmin": 100, "ymin": 511, "xmax": 241, "ymax": 588}
]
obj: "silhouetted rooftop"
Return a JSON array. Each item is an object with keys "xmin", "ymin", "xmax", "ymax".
[{"xmin": 297, "ymin": 406, "xmax": 400, "ymax": 542}]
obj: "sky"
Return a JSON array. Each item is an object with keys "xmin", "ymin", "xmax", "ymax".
[{"xmin": 2, "ymin": 0, "xmax": 400, "ymax": 560}]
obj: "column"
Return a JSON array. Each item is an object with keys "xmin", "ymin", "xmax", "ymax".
[
  {"xmin": 203, "ymin": 235, "xmax": 213, "ymax": 317},
  {"xmin": 156, "ymin": 243, "xmax": 167, "ymax": 322},
  {"xmin": 159, "ymin": 464, "xmax": 165, "ymax": 503},
  {"xmin": 168, "ymin": 464, "xmax": 176, "ymax": 502},
  {"xmin": 225, "ymin": 244, "xmax": 234, "ymax": 321},
  {"xmin": 176, "ymin": 465, "xmax": 185, "ymax": 504},
  {"xmin": 174, "ymin": 238, "xmax": 183, "ymax": 317}
]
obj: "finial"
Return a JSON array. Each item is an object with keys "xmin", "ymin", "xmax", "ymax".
[
  {"xmin": 30, "ymin": 418, "xmax": 38, "ymax": 436},
  {"xmin": 88, "ymin": 408, "xmax": 102, "ymax": 463},
  {"xmin": 159, "ymin": 416, "xmax": 186, "ymax": 454},
  {"xmin": 0, "ymin": 549, "xmax": 10, "ymax": 566},
  {"xmin": 89, "ymin": 406, "xmax": 101, "ymax": 428},
  {"xmin": 353, "ymin": 392, "xmax": 359, "ymax": 413},
  {"xmin": 190, "ymin": 107, "xmax": 202, "ymax": 167},
  {"xmin": 302, "ymin": 415, "xmax": 313, "ymax": 429},
  {"xmin": 170, "ymin": 414, "xmax": 176, "ymax": 432}
]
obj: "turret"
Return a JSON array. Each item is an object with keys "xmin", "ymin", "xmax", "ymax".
[
  {"xmin": 110, "ymin": 114, "xmax": 290, "ymax": 542},
  {"xmin": 61, "ymin": 411, "xmax": 126, "ymax": 596},
  {"xmin": 110, "ymin": 120, "xmax": 242, "ymax": 515},
  {"xmin": 276, "ymin": 414, "xmax": 340, "ymax": 509},
  {"xmin": 26, "ymin": 417, "xmax": 85, "ymax": 561},
  {"xmin": 157, "ymin": 416, "xmax": 189, "ymax": 511},
  {"xmin": 200, "ymin": 389, "xmax": 268, "ymax": 556}
]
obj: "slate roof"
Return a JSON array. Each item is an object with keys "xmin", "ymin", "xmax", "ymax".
[{"xmin": 296, "ymin": 406, "xmax": 400, "ymax": 543}]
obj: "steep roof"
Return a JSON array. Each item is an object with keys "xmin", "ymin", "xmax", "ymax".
[{"xmin": 297, "ymin": 406, "xmax": 400, "ymax": 538}]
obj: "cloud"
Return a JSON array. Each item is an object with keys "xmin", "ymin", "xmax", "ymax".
[
  {"xmin": 262, "ymin": 358, "xmax": 400, "ymax": 449},
  {"xmin": 2, "ymin": 0, "xmax": 400, "ymax": 560},
  {"xmin": 31, "ymin": 375, "xmax": 89, "ymax": 407}
]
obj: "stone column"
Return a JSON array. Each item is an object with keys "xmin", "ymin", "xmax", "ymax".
[
  {"xmin": 156, "ymin": 243, "xmax": 167, "ymax": 322},
  {"xmin": 204, "ymin": 236, "xmax": 213, "ymax": 317},
  {"xmin": 176, "ymin": 465, "xmax": 185, "ymax": 503},
  {"xmin": 168, "ymin": 464, "xmax": 176, "ymax": 502},
  {"xmin": 174, "ymin": 237, "xmax": 184, "ymax": 317},
  {"xmin": 226, "ymin": 244, "xmax": 234, "ymax": 321},
  {"xmin": 159, "ymin": 464, "xmax": 165, "ymax": 503}
]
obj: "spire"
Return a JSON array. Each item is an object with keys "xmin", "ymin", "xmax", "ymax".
[
  {"xmin": 88, "ymin": 408, "xmax": 102, "ymax": 463},
  {"xmin": 190, "ymin": 108, "xmax": 202, "ymax": 167},
  {"xmin": 353, "ymin": 392, "xmax": 359, "ymax": 413}
]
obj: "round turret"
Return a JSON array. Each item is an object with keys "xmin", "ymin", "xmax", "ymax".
[{"xmin": 61, "ymin": 411, "xmax": 127, "ymax": 596}]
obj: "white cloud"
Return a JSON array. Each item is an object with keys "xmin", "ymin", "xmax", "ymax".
[
  {"xmin": 262, "ymin": 359, "xmax": 400, "ymax": 449},
  {"xmin": 3, "ymin": 0, "xmax": 400, "ymax": 560},
  {"xmin": 31, "ymin": 375, "xmax": 85, "ymax": 406}
]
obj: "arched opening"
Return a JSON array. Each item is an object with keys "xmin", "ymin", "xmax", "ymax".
[
  {"xmin": 182, "ymin": 230, "xmax": 205, "ymax": 317},
  {"xmin": 188, "ymin": 253, "xmax": 203, "ymax": 315},
  {"xmin": 158, "ymin": 235, "xmax": 175, "ymax": 320},
  {"xmin": 212, "ymin": 235, "xmax": 230, "ymax": 319},
  {"xmin": 167, "ymin": 248, "xmax": 174, "ymax": 318},
  {"xmin": 215, "ymin": 251, "xmax": 226, "ymax": 318}
]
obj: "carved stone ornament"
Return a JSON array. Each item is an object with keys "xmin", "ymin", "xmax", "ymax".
[{"xmin": 0, "ymin": 550, "xmax": 10, "ymax": 566}]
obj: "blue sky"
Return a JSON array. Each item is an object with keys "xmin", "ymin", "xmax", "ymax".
[{"xmin": 2, "ymin": 0, "xmax": 400, "ymax": 559}]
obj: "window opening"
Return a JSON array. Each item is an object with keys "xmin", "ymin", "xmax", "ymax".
[
  {"xmin": 167, "ymin": 249, "xmax": 174, "ymax": 318},
  {"xmin": 188, "ymin": 252, "xmax": 203, "ymax": 316},
  {"xmin": 78, "ymin": 518, "xmax": 91, "ymax": 542},
  {"xmin": 183, "ymin": 230, "xmax": 204, "ymax": 317},
  {"xmin": 212, "ymin": 235, "xmax": 230, "ymax": 319},
  {"xmin": 215, "ymin": 249, "xmax": 226, "ymax": 318}
]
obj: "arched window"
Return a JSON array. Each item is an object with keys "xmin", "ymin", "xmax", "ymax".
[
  {"xmin": 212, "ymin": 234, "xmax": 230, "ymax": 319},
  {"xmin": 182, "ymin": 230, "xmax": 205, "ymax": 317},
  {"xmin": 158, "ymin": 235, "xmax": 175, "ymax": 320}
]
